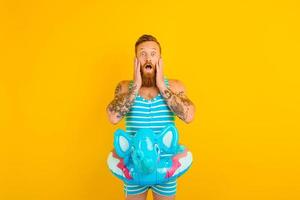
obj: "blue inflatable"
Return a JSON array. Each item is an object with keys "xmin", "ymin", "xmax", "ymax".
[{"xmin": 107, "ymin": 125, "xmax": 193, "ymax": 185}]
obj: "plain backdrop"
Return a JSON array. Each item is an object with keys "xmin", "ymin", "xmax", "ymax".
[{"xmin": 0, "ymin": 0, "xmax": 300, "ymax": 199}]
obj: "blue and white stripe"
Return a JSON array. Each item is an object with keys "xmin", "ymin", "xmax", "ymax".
[
  {"xmin": 125, "ymin": 79, "xmax": 175, "ymax": 135},
  {"xmin": 124, "ymin": 78, "xmax": 177, "ymax": 197},
  {"xmin": 124, "ymin": 180, "xmax": 177, "ymax": 196}
]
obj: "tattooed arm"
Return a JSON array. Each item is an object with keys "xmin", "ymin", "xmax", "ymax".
[
  {"xmin": 106, "ymin": 81, "xmax": 139, "ymax": 124},
  {"xmin": 159, "ymin": 80, "xmax": 195, "ymax": 123}
]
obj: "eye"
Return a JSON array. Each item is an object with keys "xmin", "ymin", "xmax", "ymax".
[
  {"xmin": 154, "ymin": 144, "xmax": 160, "ymax": 154},
  {"xmin": 151, "ymin": 52, "xmax": 156, "ymax": 56},
  {"xmin": 141, "ymin": 52, "xmax": 146, "ymax": 57}
]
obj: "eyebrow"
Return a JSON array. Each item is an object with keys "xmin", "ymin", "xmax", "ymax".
[{"xmin": 140, "ymin": 48, "xmax": 157, "ymax": 50}]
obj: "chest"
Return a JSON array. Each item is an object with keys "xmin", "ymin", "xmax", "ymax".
[{"xmin": 138, "ymin": 87, "xmax": 160, "ymax": 100}]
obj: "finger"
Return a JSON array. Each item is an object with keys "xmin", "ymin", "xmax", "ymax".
[
  {"xmin": 136, "ymin": 58, "xmax": 140, "ymax": 72},
  {"xmin": 135, "ymin": 57, "xmax": 138, "ymax": 68},
  {"xmin": 134, "ymin": 57, "xmax": 137, "ymax": 75},
  {"xmin": 157, "ymin": 58, "xmax": 161, "ymax": 70},
  {"xmin": 135, "ymin": 58, "xmax": 140, "ymax": 78},
  {"xmin": 160, "ymin": 58, "xmax": 163, "ymax": 71}
]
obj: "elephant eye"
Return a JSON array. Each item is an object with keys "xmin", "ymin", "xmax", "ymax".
[{"xmin": 154, "ymin": 144, "xmax": 160, "ymax": 154}]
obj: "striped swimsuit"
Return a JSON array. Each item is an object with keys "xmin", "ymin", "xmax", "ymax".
[{"xmin": 123, "ymin": 78, "xmax": 177, "ymax": 197}]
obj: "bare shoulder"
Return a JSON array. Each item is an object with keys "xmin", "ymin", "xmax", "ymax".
[
  {"xmin": 168, "ymin": 79, "xmax": 186, "ymax": 93},
  {"xmin": 114, "ymin": 80, "xmax": 132, "ymax": 95},
  {"xmin": 119, "ymin": 80, "xmax": 131, "ymax": 88}
]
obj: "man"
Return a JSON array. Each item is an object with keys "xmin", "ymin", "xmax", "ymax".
[{"xmin": 106, "ymin": 34, "xmax": 195, "ymax": 200}]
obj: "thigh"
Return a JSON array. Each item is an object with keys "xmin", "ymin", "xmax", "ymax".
[
  {"xmin": 152, "ymin": 191, "xmax": 175, "ymax": 200},
  {"xmin": 126, "ymin": 192, "xmax": 148, "ymax": 200},
  {"xmin": 151, "ymin": 180, "xmax": 177, "ymax": 200},
  {"xmin": 124, "ymin": 183, "xmax": 149, "ymax": 200}
]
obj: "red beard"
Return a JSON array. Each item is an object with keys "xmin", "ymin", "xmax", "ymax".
[{"xmin": 141, "ymin": 62, "xmax": 156, "ymax": 87}]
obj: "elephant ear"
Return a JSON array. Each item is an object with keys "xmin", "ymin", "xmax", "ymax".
[
  {"xmin": 157, "ymin": 125, "xmax": 178, "ymax": 154},
  {"xmin": 113, "ymin": 129, "xmax": 132, "ymax": 158}
]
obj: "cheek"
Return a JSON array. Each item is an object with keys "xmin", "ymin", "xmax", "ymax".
[{"xmin": 137, "ymin": 57, "xmax": 146, "ymax": 65}]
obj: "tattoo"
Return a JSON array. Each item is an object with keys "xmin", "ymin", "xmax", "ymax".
[
  {"xmin": 163, "ymin": 89, "xmax": 173, "ymax": 99},
  {"xmin": 177, "ymin": 91, "xmax": 193, "ymax": 106},
  {"xmin": 108, "ymin": 83, "xmax": 138, "ymax": 119},
  {"xmin": 114, "ymin": 83, "xmax": 122, "ymax": 96},
  {"xmin": 162, "ymin": 88, "xmax": 193, "ymax": 121}
]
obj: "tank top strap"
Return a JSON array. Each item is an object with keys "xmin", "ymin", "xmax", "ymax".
[{"xmin": 164, "ymin": 76, "xmax": 170, "ymax": 88}]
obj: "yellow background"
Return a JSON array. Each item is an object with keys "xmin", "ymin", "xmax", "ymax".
[{"xmin": 1, "ymin": 0, "xmax": 300, "ymax": 199}]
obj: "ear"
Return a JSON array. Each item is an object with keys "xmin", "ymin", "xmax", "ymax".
[
  {"xmin": 113, "ymin": 129, "xmax": 132, "ymax": 158},
  {"xmin": 157, "ymin": 125, "xmax": 178, "ymax": 154}
]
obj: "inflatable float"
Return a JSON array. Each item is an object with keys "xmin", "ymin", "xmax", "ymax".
[{"xmin": 107, "ymin": 125, "xmax": 192, "ymax": 185}]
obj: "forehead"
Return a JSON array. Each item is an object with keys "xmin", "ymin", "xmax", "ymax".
[{"xmin": 137, "ymin": 41, "xmax": 159, "ymax": 52}]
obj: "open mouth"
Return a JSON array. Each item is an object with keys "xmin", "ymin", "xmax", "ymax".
[{"xmin": 145, "ymin": 64, "xmax": 153, "ymax": 71}]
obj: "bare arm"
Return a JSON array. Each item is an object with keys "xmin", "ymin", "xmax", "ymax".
[
  {"xmin": 106, "ymin": 81, "xmax": 139, "ymax": 124},
  {"xmin": 106, "ymin": 58, "xmax": 142, "ymax": 124},
  {"xmin": 159, "ymin": 80, "xmax": 195, "ymax": 123}
]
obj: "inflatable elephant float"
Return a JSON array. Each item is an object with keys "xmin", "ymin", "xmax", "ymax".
[{"xmin": 107, "ymin": 125, "xmax": 193, "ymax": 185}]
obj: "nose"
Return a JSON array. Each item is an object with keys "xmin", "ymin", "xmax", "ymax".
[{"xmin": 145, "ymin": 55, "xmax": 151, "ymax": 62}]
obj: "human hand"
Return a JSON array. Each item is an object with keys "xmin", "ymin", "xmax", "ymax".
[
  {"xmin": 156, "ymin": 57, "xmax": 166, "ymax": 90},
  {"xmin": 133, "ymin": 57, "xmax": 142, "ymax": 90}
]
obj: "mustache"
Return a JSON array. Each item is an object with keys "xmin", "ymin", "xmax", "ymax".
[{"xmin": 142, "ymin": 62, "xmax": 154, "ymax": 68}]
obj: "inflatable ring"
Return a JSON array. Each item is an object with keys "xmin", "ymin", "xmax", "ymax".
[{"xmin": 107, "ymin": 125, "xmax": 193, "ymax": 185}]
